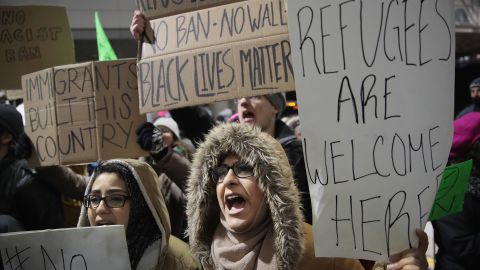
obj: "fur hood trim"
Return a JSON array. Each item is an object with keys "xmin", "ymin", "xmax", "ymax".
[{"xmin": 186, "ymin": 123, "xmax": 305, "ymax": 270}]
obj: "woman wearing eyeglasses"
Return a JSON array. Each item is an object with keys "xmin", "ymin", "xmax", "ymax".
[
  {"xmin": 186, "ymin": 123, "xmax": 428, "ymax": 270},
  {"xmin": 77, "ymin": 159, "xmax": 199, "ymax": 270}
]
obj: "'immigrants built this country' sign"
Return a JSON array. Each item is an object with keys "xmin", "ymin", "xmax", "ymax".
[
  {"xmin": 287, "ymin": 0, "xmax": 454, "ymax": 261},
  {"xmin": 22, "ymin": 59, "xmax": 146, "ymax": 166}
]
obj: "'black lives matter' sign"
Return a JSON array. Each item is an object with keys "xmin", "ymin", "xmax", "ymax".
[
  {"xmin": 288, "ymin": 0, "xmax": 454, "ymax": 261},
  {"xmin": 138, "ymin": 0, "xmax": 294, "ymax": 113}
]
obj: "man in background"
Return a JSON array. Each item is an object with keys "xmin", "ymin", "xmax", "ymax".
[{"xmin": 457, "ymin": 77, "xmax": 480, "ymax": 119}]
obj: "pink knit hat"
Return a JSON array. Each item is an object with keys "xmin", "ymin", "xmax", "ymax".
[{"xmin": 450, "ymin": 112, "xmax": 480, "ymax": 160}]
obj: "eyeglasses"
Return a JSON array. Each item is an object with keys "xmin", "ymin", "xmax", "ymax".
[
  {"xmin": 84, "ymin": 194, "xmax": 131, "ymax": 209},
  {"xmin": 211, "ymin": 162, "xmax": 255, "ymax": 183}
]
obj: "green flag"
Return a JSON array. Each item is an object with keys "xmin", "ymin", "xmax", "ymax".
[{"xmin": 95, "ymin": 11, "xmax": 117, "ymax": 61}]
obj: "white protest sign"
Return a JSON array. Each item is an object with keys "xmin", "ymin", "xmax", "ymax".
[
  {"xmin": 0, "ymin": 226, "xmax": 131, "ymax": 270},
  {"xmin": 287, "ymin": 0, "xmax": 454, "ymax": 261}
]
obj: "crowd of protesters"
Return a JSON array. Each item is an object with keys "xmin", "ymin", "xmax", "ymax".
[{"xmin": 2, "ymin": 9, "xmax": 479, "ymax": 270}]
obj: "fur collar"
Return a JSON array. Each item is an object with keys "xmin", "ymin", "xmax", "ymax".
[{"xmin": 186, "ymin": 123, "xmax": 305, "ymax": 270}]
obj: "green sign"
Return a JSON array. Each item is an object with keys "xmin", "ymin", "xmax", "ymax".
[{"xmin": 429, "ymin": 159, "xmax": 472, "ymax": 221}]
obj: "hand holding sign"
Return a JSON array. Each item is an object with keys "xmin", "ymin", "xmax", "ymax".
[
  {"xmin": 386, "ymin": 229, "xmax": 429, "ymax": 270},
  {"xmin": 130, "ymin": 10, "xmax": 147, "ymax": 41}
]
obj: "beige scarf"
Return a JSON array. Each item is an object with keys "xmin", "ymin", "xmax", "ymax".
[{"xmin": 211, "ymin": 201, "xmax": 277, "ymax": 270}]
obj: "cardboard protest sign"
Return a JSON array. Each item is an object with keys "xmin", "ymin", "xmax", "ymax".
[
  {"xmin": 136, "ymin": 0, "xmax": 242, "ymax": 19},
  {"xmin": 429, "ymin": 159, "xmax": 472, "ymax": 221},
  {"xmin": 22, "ymin": 59, "xmax": 147, "ymax": 166},
  {"xmin": 141, "ymin": 0, "xmax": 288, "ymax": 59},
  {"xmin": 138, "ymin": 0, "xmax": 293, "ymax": 113},
  {"xmin": 138, "ymin": 34, "xmax": 293, "ymax": 113},
  {"xmin": 0, "ymin": 226, "xmax": 131, "ymax": 270},
  {"xmin": 0, "ymin": 6, "xmax": 75, "ymax": 89},
  {"xmin": 287, "ymin": 0, "xmax": 455, "ymax": 261}
]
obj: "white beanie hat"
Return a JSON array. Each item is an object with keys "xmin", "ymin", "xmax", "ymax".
[{"xmin": 153, "ymin": 117, "xmax": 180, "ymax": 139}]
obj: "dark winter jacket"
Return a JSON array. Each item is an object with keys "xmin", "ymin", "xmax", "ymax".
[
  {"xmin": 274, "ymin": 119, "xmax": 312, "ymax": 224},
  {"xmin": 456, "ymin": 104, "xmax": 480, "ymax": 120},
  {"xmin": 433, "ymin": 193, "xmax": 480, "ymax": 270},
  {"xmin": 0, "ymin": 152, "xmax": 64, "ymax": 230},
  {"xmin": 433, "ymin": 140, "xmax": 480, "ymax": 270},
  {"xmin": 142, "ymin": 146, "xmax": 191, "ymax": 242},
  {"xmin": 35, "ymin": 165, "xmax": 88, "ymax": 200}
]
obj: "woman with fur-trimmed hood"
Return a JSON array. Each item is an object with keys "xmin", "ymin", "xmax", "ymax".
[
  {"xmin": 78, "ymin": 159, "xmax": 199, "ymax": 270},
  {"xmin": 186, "ymin": 123, "xmax": 428, "ymax": 270}
]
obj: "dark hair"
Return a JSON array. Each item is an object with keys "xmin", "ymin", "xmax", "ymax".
[{"xmin": 92, "ymin": 162, "xmax": 161, "ymax": 270}]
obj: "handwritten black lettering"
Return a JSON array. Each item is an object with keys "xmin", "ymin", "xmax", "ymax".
[
  {"xmin": 295, "ymin": 2, "xmax": 452, "ymax": 68},
  {"xmin": 297, "ymin": 6, "xmax": 321, "ymax": 77},
  {"xmin": 416, "ymin": 186, "xmax": 430, "ymax": 228},
  {"xmin": 319, "ymin": 4, "xmax": 339, "ymax": 74},
  {"xmin": 3, "ymin": 246, "xmax": 30, "ymax": 270},
  {"xmin": 304, "ymin": 125, "xmax": 442, "ymax": 185},
  {"xmin": 384, "ymin": 191, "xmax": 411, "ymax": 256},
  {"xmin": 428, "ymin": 125, "xmax": 442, "ymax": 172},
  {"xmin": 359, "ymin": 1, "xmax": 383, "ymax": 67},
  {"xmin": 1, "ymin": 9, "xmax": 26, "ymax": 25},
  {"xmin": 337, "ymin": 74, "xmax": 401, "ymax": 124},
  {"xmin": 360, "ymin": 196, "xmax": 382, "ymax": 255},
  {"xmin": 220, "ymin": 6, "xmax": 246, "ymax": 37},
  {"xmin": 176, "ymin": 12, "xmax": 211, "ymax": 47},
  {"xmin": 331, "ymin": 195, "xmax": 356, "ymax": 247},
  {"xmin": 239, "ymin": 40, "xmax": 292, "ymax": 90}
]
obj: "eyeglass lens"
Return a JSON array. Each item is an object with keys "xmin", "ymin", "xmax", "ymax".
[
  {"xmin": 85, "ymin": 194, "xmax": 129, "ymax": 208},
  {"xmin": 213, "ymin": 162, "xmax": 254, "ymax": 183}
]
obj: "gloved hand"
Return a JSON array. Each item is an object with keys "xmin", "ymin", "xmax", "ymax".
[
  {"xmin": 136, "ymin": 122, "xmax": 165, "ymax": 154},
  {"xmin": 14, "ymin": 132, "xmax": 33, "ymax": 160}
]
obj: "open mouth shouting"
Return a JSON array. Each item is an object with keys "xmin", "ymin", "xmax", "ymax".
[
  {"xmin": 241, "ymin": 110, "xmax": 255, "ymax": 123},
  {"xmin": 225, "ymin": 193, "xmax": 246, "ymax": 215}
]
